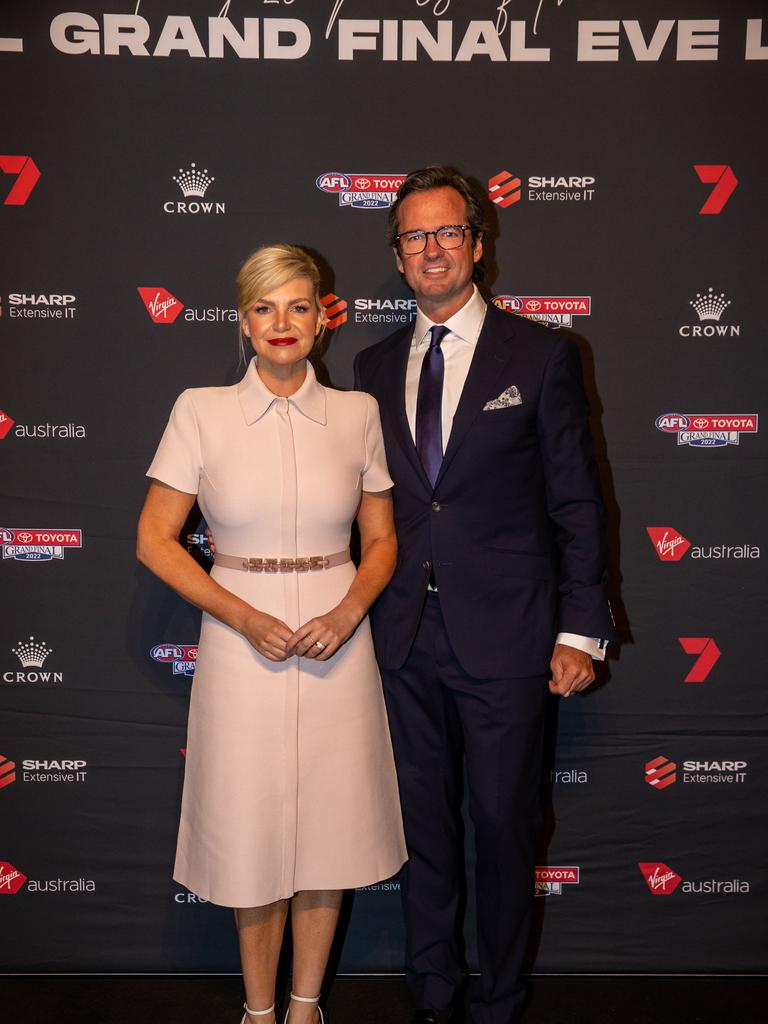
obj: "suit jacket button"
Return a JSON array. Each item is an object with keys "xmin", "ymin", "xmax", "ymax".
[
  {"xmin": 431, "ymin": 501, "xmax": 441, "ymax": 512},
  {"xmin": 422, "ymin": 560, "xmax": 431, "ymax": 570}
]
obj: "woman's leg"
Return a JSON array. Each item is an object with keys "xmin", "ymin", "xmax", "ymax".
[
  {"xmin": 287, "ymin": 889, "xmax": 343, "ymax": 1023},
  {"xmin": 236, "ymin": 899, "xmax": 290, "ymax": 1022}
]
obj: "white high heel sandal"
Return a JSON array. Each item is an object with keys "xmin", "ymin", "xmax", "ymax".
[
  {"xmin": 241, "ymin": 1002, "xmax": 275, "ymax": 1024},
  {"xmin": 283, "ymin": 992, "xmax": 324, "ymax": 1024}
]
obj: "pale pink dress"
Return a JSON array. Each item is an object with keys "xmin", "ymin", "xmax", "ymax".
[{"xmin": 147, "ymin": 360, "xmax": 406, "ymax": 907}]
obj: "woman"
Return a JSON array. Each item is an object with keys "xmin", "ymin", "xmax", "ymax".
[{"xmin": 137, "ymin": 244, "xmax": 406, "ymax": 1024}]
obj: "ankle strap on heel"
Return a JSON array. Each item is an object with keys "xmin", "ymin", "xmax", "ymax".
[
  {"xmin": 244, "ymin": 1003, "xmax": 275, "ymax": 1017},
  {"xmin": 285, "ymin": 995, "xmax": 324, "ymax": 1024}
]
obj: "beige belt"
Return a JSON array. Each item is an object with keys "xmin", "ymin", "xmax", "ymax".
[{"xmin": 214, "ymin": 548, "xmax": 350, "ymax": 573}]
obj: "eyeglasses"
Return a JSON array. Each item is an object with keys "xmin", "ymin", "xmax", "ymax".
[{"xmin": 396, "ymin": 225, "xmax": 472, "ymax": 256}]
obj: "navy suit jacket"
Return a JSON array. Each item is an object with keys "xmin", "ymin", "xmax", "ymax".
[{"xmin": 354, "ymin": 302, "xmax": 616, "ymax": 679}]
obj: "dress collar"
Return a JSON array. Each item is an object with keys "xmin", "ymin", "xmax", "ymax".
[
  {"xmin": 237, "ymin": 358, "xmax": 327, "ymax": 426},
  {"xmin": 412, "ymin": 284, "xmax": 487, "ymax": 349}
]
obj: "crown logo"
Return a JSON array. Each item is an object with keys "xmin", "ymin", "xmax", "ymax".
[
  {"xmin": 12, "ymin": 636, "xmax": 53, "ymax": 668},
  {"xmin": 689, "ymin": 287, "xmax": 731, "ymax": 322},
  {"xmin": 172, "ymin": 162, "xmax": 215, "ymax": 198}
]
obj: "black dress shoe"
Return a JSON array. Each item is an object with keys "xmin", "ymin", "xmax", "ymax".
[{"xmin": 412, "ymin": 1011, "xmax": 446, "ymax": 1024}]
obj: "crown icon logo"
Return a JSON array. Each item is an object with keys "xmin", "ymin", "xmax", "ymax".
[
  {"xmin": 172, "ymin": 162, "xmax": 215, "ymax": 198},
  {"xmin": 12, "ymin": 636, "xmax": 53, "ymax": 668},
  {"xmin": 690, "ymin": 287, "xmax": 731, "ymax": 322}
]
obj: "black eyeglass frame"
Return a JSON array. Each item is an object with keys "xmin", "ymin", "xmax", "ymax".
[{"xmin": 395, "ymin": 224, "xmax": 474, "ymax": 255}]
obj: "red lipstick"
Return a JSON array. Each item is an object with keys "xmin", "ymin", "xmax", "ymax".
[{"xmin": 268, "ymin": 337, "xmax": 298, "ymax": 346}]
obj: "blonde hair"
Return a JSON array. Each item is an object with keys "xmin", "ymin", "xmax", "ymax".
[{"xmin": 237, "ymin": 243, "xmax": 322, "ymax": 311}]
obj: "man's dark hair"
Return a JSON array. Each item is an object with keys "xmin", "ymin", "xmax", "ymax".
[{"xmin": 387, "ymin": 165, "xmax": 488, "ymax": 284}]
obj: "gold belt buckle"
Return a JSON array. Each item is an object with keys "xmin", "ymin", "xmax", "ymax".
[{"xmin": 244, "ymin": 555, "xmax": 329, "ymax": 573}]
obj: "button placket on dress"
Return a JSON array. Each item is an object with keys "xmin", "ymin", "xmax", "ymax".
[{"xmin": 275, "ymin": 397, "xmax": 300, "ymax": 895}]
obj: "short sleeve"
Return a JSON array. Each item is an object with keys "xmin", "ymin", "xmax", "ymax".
[
  {"xmin": 146, "ymin": 390, "xmax": 202, "ymax": 495},
  {"xmin": 361, "ymin": 393, "xmax": 393, "ymax": 492}
]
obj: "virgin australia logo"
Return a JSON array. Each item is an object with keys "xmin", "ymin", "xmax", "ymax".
[
  {"xmin": 137, "ymin": 287, "xmax": 185, "ymax": 324},
  {"xmin": 164, "ymin": 163, "xmax": 225, "ymax": 214}
]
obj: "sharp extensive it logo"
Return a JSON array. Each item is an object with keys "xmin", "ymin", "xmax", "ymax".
[
  {"xmin": 138, "ymin": 287, "xmax": 185, "ymax": 324},
  {"xmin": 638, "ymin": 862, "xmax": 682, "ymax": 895},
  {"xmin": 1, "ymin": 528, "xmax": 82, "ymax": 562},
  {"xmin": 645, "ymin": 755, "xmax": 677, "ymax": 790},
  {"xmin": 490, "ymin": 169, "xmax": 595, "ymax": 206},
  {"xmin": 2, "ymin": 293, "xmax": 77, "ymax": 320},
  {"xmin": 0, "ymin": 754, "xmax": 16, "ymax": 789},
  {"xmin": 493, "ymin": 295, "xmax": 591, "ymax": 328},
  {"xmin": 0, "ymin": 862, "xmax": 27, "ymax": 894},
  {"xmin": 320, "ymin": 293, "xmax": 347, "ymax": 330},
  {"xmin": 316, "ymin": 172, "xmax": 406, "ymax": 210},
  {"xmin": 488, "ymin": 170, "xmax": 521, "ymax": 208},
  {"xmin": 150, "ymin": 644, "xmax": 198, "ymax": 676},
  {"xmin": 694, "ymin": 164, "xmax": 738, "ymax": 215},
  {"xmin": 678, "ymin": 637, "xmax": 720, "ymax": 683},
  {"xmin": 645, "ymin": 754, "xmax": 747, "ymax": 788},
  {"xmin": 0, "ymin": 156, "xmax": 41, "ymax": 206},
  {"xmin": 352, "ymin": 298, "xmax": 416, "ymax": 325},
  {"xmin": 655, "ymin": 413, "xmax": 758, "ymax": 448}
]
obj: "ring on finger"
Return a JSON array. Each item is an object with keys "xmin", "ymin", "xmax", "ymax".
[{"xmin": 313, "ymin": 640, "xmax": 326, "ymax": 652}]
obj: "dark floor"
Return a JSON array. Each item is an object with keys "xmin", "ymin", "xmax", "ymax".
[{"xmin": 2, "ymin": 975, "xmax": 767, "ymax": 1024}]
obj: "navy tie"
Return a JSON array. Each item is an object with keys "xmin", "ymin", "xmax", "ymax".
[{"xmin": 416, "ymin": 325, "xmax": 449, "ymax": 487}]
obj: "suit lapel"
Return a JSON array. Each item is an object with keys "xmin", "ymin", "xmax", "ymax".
[{"xmin": 435, "ymin": 305, "xmax": 517, "ymax": 487}]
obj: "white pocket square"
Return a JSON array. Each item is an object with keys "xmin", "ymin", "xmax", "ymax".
[{"xmin": 483, "ymin": 386, "xmax": 522, "ymax": 411}]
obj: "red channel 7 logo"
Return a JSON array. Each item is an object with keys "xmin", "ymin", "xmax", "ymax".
[
  {"xmin": 694, "ymin": 165, "xmax": 738, "ymax": 214},
  {"xmin": 1, "ymin": 156, "xmax": 41, "ymax": 206},
  {"xmin": 679, "ymin": 637, "xmax": 720, "ymax": 683}
]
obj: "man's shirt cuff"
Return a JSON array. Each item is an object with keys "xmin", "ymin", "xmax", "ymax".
[{"xmin": 556, "ymin": 632, "xmax": 607, "ymax": 661}]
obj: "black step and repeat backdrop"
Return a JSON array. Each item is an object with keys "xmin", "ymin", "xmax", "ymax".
[{"xmin": 2, "ymin": 0, "xmax": 767, "ymax": 975}]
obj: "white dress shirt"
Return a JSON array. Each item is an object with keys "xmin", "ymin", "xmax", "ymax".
[{"xmin": 406, "ymin": 287, "xmax": 606, "ymax": 662}]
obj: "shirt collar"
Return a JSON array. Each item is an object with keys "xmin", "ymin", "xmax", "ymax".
[
  {"xmin": 237, "ymin": 358, "xmax": 327, "ymax": 426},
  {"xmin": 412, "ymin": 284, "xmax": 487, "ymax": 349}
]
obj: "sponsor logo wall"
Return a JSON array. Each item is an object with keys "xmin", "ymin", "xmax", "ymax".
[{"xmin": 1, "ymin": 0, "xmax": 765, "ymax": 977}]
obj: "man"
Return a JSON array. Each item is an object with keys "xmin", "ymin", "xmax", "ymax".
[{"xmin": 354, "ymin": 166, "xmax": 615, "ymax": 1024}]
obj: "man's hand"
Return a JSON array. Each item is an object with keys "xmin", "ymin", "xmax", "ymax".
[{"xmin": 548, "ymin": 643, "xmax": 595, "ymax": 697}]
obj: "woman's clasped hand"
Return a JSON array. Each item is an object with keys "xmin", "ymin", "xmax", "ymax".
[{"xmin": 241, "ymin": 605, "xmax": 363, "ymax": 662}]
